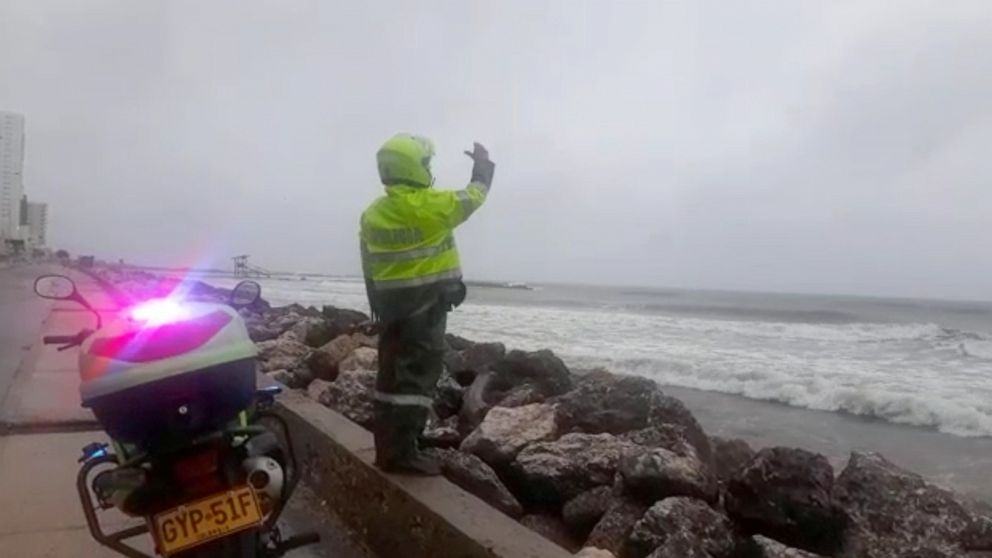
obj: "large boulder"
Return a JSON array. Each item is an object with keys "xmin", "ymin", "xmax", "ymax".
[
  {"xmin": 491, "ymin": 349, "xmax": 574, "ymax": 400},
  {"xmin": 280, "ymin": 316, "xmax": 335, "ymax": 347},
  {"xmin": 306, "ymin": 335, "xmax": 361, "ymax": 381},
  {"xmin": 339, "ymin": 346, "xmax": 378, "ymax": 372},
  {"xmin": 310, "ymin": 368, "xmax": 376, "ymax": 429},
  {"xmin": 618, "ymin": 425, "xmax": 717, "ymax": 504},
  {"xmin": 461, "ymin": 342, "xmax": 507, "ymax": 373},
  {"xmin": 834, "ymin": 452, "xmax": 992, "ymax": 557},
  {"xmin": 426, "ymin": 448, "xmax": 523, "ymax": 518},
  {"xmin": 520, "ymin": 514, "xmax": 580, "ymax": 552},
  {"xmin": 576, "ymin": 549, "xmax": 617, "ymax": 558},
  {"xmin": 255, "ymin": 338, "xmax": 310, "ymax": 373},
  {"xmin": 512, "ymin": 433, "xmax": 635, "ymax": 506},
  {"xmin": 266, "ymin": 369, "xmax": 295, "ymax": 387},
  {"xmin": 498, "ymin": 384, "xmax": 548, "ymax": 407},
  {"xmin": 555, "ymin": 371, "xmax": 711, "ymax": 462},
  {"xmin": 711, "ymin": 436, "xmax": 755, "ymax": 485},
  {"xmin": 747, "ymin": 535, "xmax": 826, "ymax": 558},
  {"xmin": 461, "ymin": 403, "xmax": 559, "ymax": 467},
  {"xmin": 624, "ymin": 497, "xmax": 737, "ymax": 558},
  {"xmin": 563, "ymin": 486, "xmax": 617, "ymax": 537},
  {"xmin": 320, "ymin": 305, "xmax": 370, "ymax": 339},
  {"xmin": 726, "ymin": 447, "xmax": 845, "ymax": 555},
  {"xmin": 585, "ymin": 498, "xmax": 649, "ymax": 556}
]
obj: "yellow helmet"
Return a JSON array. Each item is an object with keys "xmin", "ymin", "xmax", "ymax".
[{"xmin": 376, "ymin": 133, "xmax": 435, "ymax": 187}]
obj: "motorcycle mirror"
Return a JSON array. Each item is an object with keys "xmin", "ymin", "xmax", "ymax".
[
  {"xmin": 231, "ymin": 280, "xmax": 262, "ymax": 308},
  {"xmin": 34, "ymin": 275, "xmax": 78, "ymax": 300}
]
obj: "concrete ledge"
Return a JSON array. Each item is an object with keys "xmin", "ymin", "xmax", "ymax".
[{"xmin": 275, "ymin": 390, "xmax": 572, "ymax": 558}]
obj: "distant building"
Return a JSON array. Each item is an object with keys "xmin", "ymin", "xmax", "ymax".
[
  {"xmin": 25, "ymin": 200, "xmax": 47, "ymax": 248},
  {"xmin": 0, "ymin": 112, "xmax": 26, "ymax": 247}
]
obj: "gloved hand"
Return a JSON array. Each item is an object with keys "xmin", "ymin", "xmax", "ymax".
[{"xmin": 464, "ymin": 142, "xmax": 495, "ymax": 188}]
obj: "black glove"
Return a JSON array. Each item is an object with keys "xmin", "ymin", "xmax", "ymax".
[{"xmin": 464, "ymin": 142, "xmax": 495, "ymax": 188}]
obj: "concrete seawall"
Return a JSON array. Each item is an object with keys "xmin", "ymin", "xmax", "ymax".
[{"xmin": 275, "ymin": 389, "xmax": 572, "ymax": 558}]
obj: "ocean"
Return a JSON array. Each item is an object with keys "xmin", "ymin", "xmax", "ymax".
[{"xmin": 207, "ymin": 274, "xmax": 992, "ymax": 500}]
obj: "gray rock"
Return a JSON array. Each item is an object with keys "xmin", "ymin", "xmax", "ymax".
[
  {"xmin": 563, "ymin": 486, "xmax": 617, "ymax": 537},
  {"xmin": 265, "ymin": 369, "xmax": 294, "ymax": 386},
  {"xmin": 248, "ymin": 322, "xmax": 281, "ymax": 342},
  {"xmin": 255, "ymin": 338, "xmax": 310, "ymax": 373},
  {"xmin": 461, "ymin": 403, "xmax": 558, "ymax": 467},
  {"xmin": 491, "ymin": 349, "xmax": 574, "ymax": 400},
  {"xmin": 520, "ymin": 514, "xmax": 580, "ymax": 552},
  {"xmin": 459, "ymin": 370, "xmax": 497, "ymax": 433},
  {"xmin": 834, "ymin": 451, "xmax": 992, "ymax": 557},
  {"xmin": 426, "ymin": 448, "xmax": 523, "ymax": 518},
  {"xmin": 498, "ymin": 384, "xmax": 548, "ymax": 407},
  {"xmin": 711, "ymin": 436, "xmax": 755, "ymax": 485},
  {"xmin": 625, "ymin": 497, "xmax": 737, "ymax": 558},
  {"xmin": 749, "ymin": 535, "xmax": 826, "ymax": 558},
  {"xmin": 434, "ymin": 370, "xmax": 465, "ymax": 419},
  {"xmin": 305, "ymin": 378, "xmax": 333, "ymax": 401},
  {"xmin": 421, "ymin": 415, "xmax": 462, "ymax": 449},
  {"xmin": 462, "ymin": 341, "xmax": 506, "ymax": 373},
  {"xmin": 313, "ymin": 368, "xmax": 375, "ymax": 429},
  {"xmin": 726, "ymin": 447, "xmax": 845, "ymax": 556},
  {"xmin": 576, "ymin": 549, "xmax": 617, "ymax": 558},
  {"xmin": 320, "ymin": 305, "xmax": 369, "ymax": 339},
  {"xmin": 513, "ymin": 433, "xmax": 636, "ymax": 505},
  {"xmin": 339, "ymin": 346, "xmax": 378, "ymax": 372},
  {"xmin": 281, "ymin": 316, "xmax": 332, "ymax": 347},
  {"xmin": 585, "ymin": 498, "xmax": 649, "ymax": 556},
  {"xmin": 555, "ymin": 370, "xmax": 711, "ymax": 463},
  {"xmin": 305, "ymin": 334, "xmax": 360, "ymax": 381},
  {"xmin": 619, "ymin": 445, "xmax": 716, "ymax": 504}
]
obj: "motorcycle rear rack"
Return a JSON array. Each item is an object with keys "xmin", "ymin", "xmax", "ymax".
[{"xmin": 77, "ymin": 454, "xmax": 155, "ymax": 558}]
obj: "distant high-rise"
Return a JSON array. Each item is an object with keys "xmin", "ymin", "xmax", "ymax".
[
  {"xmin": 26, "ymin": 201, "xmax": 47, "ymax": 248},
  {"xmin": 0, "ymin": 111, "xmax": 26, "ymax": 241}
]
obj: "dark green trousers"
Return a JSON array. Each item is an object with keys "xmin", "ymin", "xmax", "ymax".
[{"xmin": 373, "ymin": 304, "xmax": 447, "ymax": 465}]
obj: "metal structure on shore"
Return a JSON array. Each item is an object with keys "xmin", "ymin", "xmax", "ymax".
[{"xmin": 232, "ymin": 254, "xmax": 272, "ymax": 278}]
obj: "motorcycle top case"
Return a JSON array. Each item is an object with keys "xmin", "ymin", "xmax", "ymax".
[{"xmin": 78, "ymin": 300, "xmax": 259, "ymax": 444}]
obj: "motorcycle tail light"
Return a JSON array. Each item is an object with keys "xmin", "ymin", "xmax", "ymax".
[{"xmin": 173, "ymin": 447, "xmax": 223, "ymax": 496}]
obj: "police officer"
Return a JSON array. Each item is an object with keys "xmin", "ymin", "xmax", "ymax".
[{"xmin": 360, "ymin": 134, "xmax": 494, "ymax": 474}]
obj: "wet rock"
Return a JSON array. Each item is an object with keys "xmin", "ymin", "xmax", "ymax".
[
  {"xmin": 288, "ymin": 366, "xmax": 315, "ymax": 389},
  {"xmin": 576, "ymin": 549, "xmax": 617, "ymax": 558},
  {"xmin": 339, "ymin": 346, "xmax": 378, "ymax": 372},
  {"xmin": 747, "ymin": 535, "xmax": 826, "ymax": 558},
  {"xmin": 319, "ymin": 305, "xmax": 369, "ymax": 340},
  {"xmin": 248, "ymin": 322, "xmax": 281, "ymax": 342},
  {"xmin": 491, "ymin": 349, "xmax": 574, "ymax": 400},
  {"xmin": 520, "ymin": 514, "xmax": 580, "ymax": 552},
  {"xmin": 306, "ymin": 335, "xmax": 360, "ymax": 381},
  {"xmin": 834, "ymin": 451, "xmax": 992, "ymax": 557},
  {"xmin": 434, "ymin": 370, "xmax": 465, "ymax": 419},
  {"xmin": 255, "ymin": 338, "xmax": 310, "ymax": 373},
  {"xmin": 462, "ymin": 341, "xmax": 506, "ymax": 373},
  {"xmin": 280, "ymin": 316, "xmax": 333, "ymax": 348},
  {"xmin": 459, "ymin": 370, "xmax": 497, "ymax": 433},
  {"xmin": 266, "ymin": 369, "xmax": 294, "ymax": 386},
  {"xmin": 586, "ymin": 498, "xmax": 649, "ymax": 556},
  {"xmin": 461, "ymin": 403, "xmax": 558, "ymax": 467},
  {"xmin": 427, "ymin": 448, "xmax": 523, "ymax": 518},
  {"xmin": 624, "ymin": 497, "xmax": 737, "ymax": 558},
  {"xmin": 306, "ymin": 378, "xmax": 333, "ymax": 401},
  {"xmin": 556, "ymin": 370, "xmax": 711, "ymax": 462},
  {"xmin": 711, "ymin": 436, "xmax": 755, "ymax": 485},
  {"xmin": 445, "ymin": 333, "xmax": 476, "ymax": 351},
  {"xmin": 619, "ymin": 445, "xmax": 716, "ymax": 504},
  {"xmin": 421, "ymin": 415, "xmax": 462, "ymax": 449},
  {"xmin": 498, "ymin": 384, "xmax": 548, "ymax": 407},
  {"xmin": 312, "ymin": 368, "xmax": 375, "ymax": 429},
  {"xmin": 726, "ymin": 447, "xmax": 844, "ymax": 555},
  {"xmin": 513, "ymin": 433, "xmax": 635, "ymax": 505},
  {"xmin": 350, "ymin": 330, "xmax": 378, "ymax": 348},
  {"xmin": 563, "ymin": 486, "xmax": 617, "ymax": 537}
]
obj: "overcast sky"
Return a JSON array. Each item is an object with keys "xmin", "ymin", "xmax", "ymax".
[{"xmin": 1, "ymin": 1, "xmax": 990, "ymax": 300}]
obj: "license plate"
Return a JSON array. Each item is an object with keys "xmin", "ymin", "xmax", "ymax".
[{"xmin": 152, "ymin": 486, "xmax": 262, "ymax": 555}]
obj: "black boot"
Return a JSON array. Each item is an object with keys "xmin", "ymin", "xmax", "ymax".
[{"xmin": 376, "ymin": 450, "xmax": 441, "ymax": 476}]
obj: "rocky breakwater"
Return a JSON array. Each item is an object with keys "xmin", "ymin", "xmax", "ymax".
[{"xmin": 89, "ymin": 269, "xmax": 992, "ymax": 558}]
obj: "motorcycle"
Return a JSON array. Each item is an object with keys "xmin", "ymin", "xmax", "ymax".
[{"xmin": 33, "ymin": 274, "xmax": 319, "ymax": 557}]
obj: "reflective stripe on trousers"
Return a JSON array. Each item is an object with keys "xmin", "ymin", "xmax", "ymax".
[{"xmin": 374, "ymin": 391, "xmax": 434, "ymax": 409}]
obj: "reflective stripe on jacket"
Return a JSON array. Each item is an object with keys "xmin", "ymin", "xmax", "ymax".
[{"xmin": 360, "ymin": 182, "xmax": 488, "ymax": 317}]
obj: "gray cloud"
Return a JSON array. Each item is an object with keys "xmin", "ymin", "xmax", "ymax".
[{"xmin": 1, "ymin": 0, "xmax": 989, "ymax": 299}]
